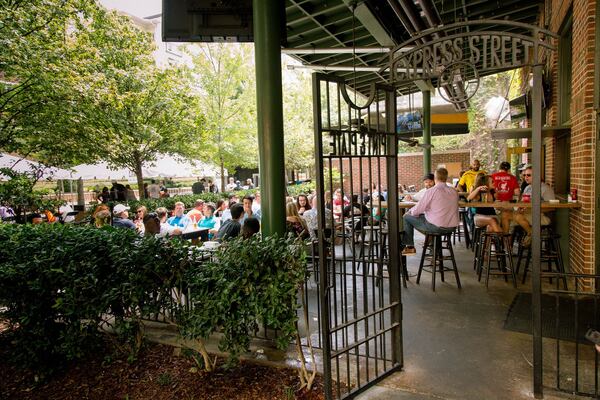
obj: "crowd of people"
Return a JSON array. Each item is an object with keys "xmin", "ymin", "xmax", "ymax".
[
  {"xmin": 2, "ymin": 164, "xmax": 551, "ymax": 253},
  {"xmin": 401, "ymin": 159, "xmax": 553, "ymax": 255},
  {"xmin": 98, "ymin": 192, "xmax": 263, "ymax": 242}
]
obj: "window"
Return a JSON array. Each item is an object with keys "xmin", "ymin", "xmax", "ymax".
[{"xmin": 558, "ymin": 12, "xmax": 573, "ymax": 124}]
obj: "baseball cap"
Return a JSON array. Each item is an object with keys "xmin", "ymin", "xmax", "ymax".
[
  {"xmin": 423, "ymin": 173, "xmax": 435, "ymax": 181},
  {"xmin": 518, "ymin": 163, "xmax": 532, "ymax": 170},
  {"xmin": 113, "ymin": 204, "xmax": 130, "ymax": 214}
]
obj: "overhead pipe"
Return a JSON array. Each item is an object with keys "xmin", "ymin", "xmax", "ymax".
[{"xmin": 418, "ymin": 0, "xmax": 443, "ymax": 27}]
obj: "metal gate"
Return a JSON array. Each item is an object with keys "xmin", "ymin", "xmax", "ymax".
[{"xmin": 312, "ymin": 73, "xmax": 403, "ymax": 399}]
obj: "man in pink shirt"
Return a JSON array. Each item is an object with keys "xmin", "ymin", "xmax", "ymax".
[{"xmin": 402, "ymin": 168, "xmax": 459, "ymax": 256}]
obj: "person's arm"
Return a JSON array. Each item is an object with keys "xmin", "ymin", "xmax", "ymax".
[
  {"xmin": 467, "ymin": 186, "xmax": 485, "ymax": 201},
  {"xmin": 408, "ymin": 188, "xmax": 432, "ymax": 216},
  {"xmin": 542, "ymin": 184, "xmax": 556, "ymax": 201}
]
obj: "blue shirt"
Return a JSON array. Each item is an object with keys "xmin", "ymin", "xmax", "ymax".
[
  {"xmin": 112, "ymin": 217, "xmax": 136, "ymax": 230},
  {"xmin": 167, "ymin": 215, "xmax": 191, "ymax": 228},
  {"xmin": 198, "ymin": 216, "xmax": 217, "ymax": 230}
]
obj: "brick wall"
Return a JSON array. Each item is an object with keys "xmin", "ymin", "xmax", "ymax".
[
  {"xmin": 330, "ymin": 150, "xmax": 471, "ymax": 195},
  {"xmin": 544, "ymin": 0, "xmax": 597, "ymax": 276}
]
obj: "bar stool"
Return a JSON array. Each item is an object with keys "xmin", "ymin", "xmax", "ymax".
[
  {"xmin": 518, "ymin": 230, "xmax": 567, "ymax": 289},
  {"xmin": 380, "ymin": 228, "xmax": 409, "ymax": 285},
  {"xmin": 476, "ymin": 232, "xmax": 517, "ymax": 288},
  {"xmin": 471, "ymin": 226, "xmax": 484, "ymax": 272},
  {"xmin": 416, "ymin": 231, "xmax": 461, "ymax": 291},
  {"xmin": 453, "ymin": 208, "xmax": 467, "ymax": 245}
]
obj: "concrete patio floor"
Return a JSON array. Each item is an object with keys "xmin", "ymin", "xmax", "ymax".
[
  {"xmin": 355, "ymin": 232, "xmax": 593, "ymax": 400},
  {"xmin": 140, "ymin": 231, "xmax": 595, "ymax": 399}
]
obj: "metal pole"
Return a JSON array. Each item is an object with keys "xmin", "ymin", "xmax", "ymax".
[
  {"xmin": 385, "ymin": 86, "xmax": 403, "ymax": 367},
  {"xmin": 312, "ymin": 73, "xmax": 333, "ymax": 398},
  {"xmin": 422, "ymin": 89, "xmax": 432, "ymax": 174},
  {"xmin": 253, "ymin": 0, "xmax": 286, "ymax": 236},
  {"xmin": 531, "ymin": 63, "xmax": 544, "ymax": 398}
]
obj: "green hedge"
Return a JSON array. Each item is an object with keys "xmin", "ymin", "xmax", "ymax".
[{"xmin": 0, "ymin": 224, "xmax": 306, "ymax": 375}]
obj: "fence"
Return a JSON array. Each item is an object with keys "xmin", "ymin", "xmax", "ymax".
[{"xmin": 540, "ymin": 271, "xmax": 600, "ymax": 397}]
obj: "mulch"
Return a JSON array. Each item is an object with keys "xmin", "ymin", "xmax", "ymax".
[{"xmin": 0, "ymin": 339, "xmax": 325, "ymax": 400}]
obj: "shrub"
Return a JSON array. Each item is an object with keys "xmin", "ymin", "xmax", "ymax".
[
  {"xmin": 0, "ymin": 224, "xmax": 307, "ymax": 376},
  {"xmin": 179, "ymin": 235, "xmax": 307, "ymax": 365},
  {"xmin": 286, "ymin": 182, "xmax": 315, "ymax": 198},
  {"xmin": 0, "ymin": 224, "xmax": 193, "ymax": 374}
]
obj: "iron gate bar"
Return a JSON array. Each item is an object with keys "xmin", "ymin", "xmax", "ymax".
[{"xmin": 313, "ymin": 72, "xmax": 403, "ymax": 399}]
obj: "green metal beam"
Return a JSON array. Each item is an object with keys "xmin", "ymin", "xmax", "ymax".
[
  {"xmin": 254, "ymin": 0, "xmax": 286, "ymax": 236},
  {"xmin": 422, "ymin": 90, "xmax": 432, "ymax": 174}
]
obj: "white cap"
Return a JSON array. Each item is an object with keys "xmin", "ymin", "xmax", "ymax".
[{"xmin": 113, "ymin": 204, "xmax": 130, "ymax": 215}]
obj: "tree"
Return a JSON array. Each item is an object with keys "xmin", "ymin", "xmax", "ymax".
[
  {"xmin": 0, "ymin": 0, "xmax": 103, "ymax": 167},
  {"xmin": 92, "ymin": 66, "xmax": 205, "ymax": 198},
  {"xmin": 282, "ymin": 65, "xmax": 314, "ymax": 175},
  {"xmin": 190, "ymin": 43, "xmax": 258, "ymax": 190}
]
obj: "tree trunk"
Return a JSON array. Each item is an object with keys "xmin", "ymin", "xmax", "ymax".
[
  {"xmin": 134, "ymin": 158, "xmax": 145, "ymax": 200},
  {"xmin": 220, "ymin": 159, "xmax": 225, "ymax": 192}
]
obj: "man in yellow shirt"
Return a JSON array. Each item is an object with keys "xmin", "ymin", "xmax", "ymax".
[{"xmin": 458, "ymin": 159, "xmax": 486, "ymax": 192}]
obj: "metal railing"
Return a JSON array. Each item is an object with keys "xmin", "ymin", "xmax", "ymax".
[{"xmin": 540, "ymin": 272, "xmax": 600, "ymax": 397}]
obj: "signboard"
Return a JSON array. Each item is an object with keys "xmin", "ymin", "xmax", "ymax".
[{"xmin": 384, "ymin": 20, "xmax": 557, "ymax": 105}]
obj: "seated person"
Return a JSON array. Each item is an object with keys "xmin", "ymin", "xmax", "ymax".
[
  {"xmin": 402, "ymin": 168, "xmax": 459, "ymax": 256},
  {"xmin": 27, "ymin": 213, "xmax": 44, "ymax": 224},
  {"xmin": 133, "ymin": 206, "xmax": 147, "ymax": 233},
  {"xmin": 296, "ymin": 194, "xmax": 311, "ymax": 216},
  {"xmin": 404, "ymin": 173, "xmax": 434, "ymax": 202},
  {"xmin": 302, "ymin": 195, "xmax": 333, "ymax": 241},
  {"xmin": 286, "ymin": 202, "xmax": 309, "ymax": 240},
  {"xmin": 467, "ymin": 173, "xmax": 502, "ymax": 233},
  {"xmin": 491, "ymin": 161, "xmax": 520, "ymax": 232},
  {"xmin": 242, "ymin": 216, "xmax": 260, "ymax": 239},
  {"xmin": 221, "ymin": 197, "xmax": 238, "ymax": 222},
  {"xmin": 240, "ymin": 195, "xmax": 259, "ymax": 224},
  {"xmin": 112, "ymin": 204, "xmax": 136, "ymax": 230},
  {"xmin": 186, "ymin": 199, "xmax": 205, "ymax": 224},
  {"xmin": 156, "ymin": 207, "xmax": 182, "ymax": 237},
  {"xmin": 143, "ymin": 213, "xmax": 161, "ymax": 236},
  {"xmin": 343, "ymin": 194, "xmax": 370, "ymax": 230},
  {"xmin": 167, "ymin": 202, "xmax": 191, "ymax": 228},
  {"xmin": 199, "ymin": 203, "xmax": 218, "ymax": 239},
  {"xmin": 216, "ymin": 203, "xmax": 244, "ymax": 241},
  {"xmin": 513, "ymin": 166, "xmax": 555, "ymax": 247}
]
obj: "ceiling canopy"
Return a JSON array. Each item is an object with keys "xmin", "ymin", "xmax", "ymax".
[{"xmin": 284, "ymin": 0, "xmax": 545, "ymax": 102}]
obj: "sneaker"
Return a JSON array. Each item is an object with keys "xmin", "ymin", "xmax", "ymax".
[
  {"xmin": 522, "ymin": 234, "xmax": 532, "ymax": 248},
  {"xmin": 402, "ymin": 246, "xmax": 417, "ymax": 256}
]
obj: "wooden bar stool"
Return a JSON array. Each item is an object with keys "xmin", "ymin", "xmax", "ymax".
[
  {"xmin": 416, "ymin": 231, "xmax": 461, "ymax": 291},
  {"xmin": 476, "ymin": 232, "xmax": 517, "ymax": 288},
  {"xmin": 518, "ymin": 230, "xmax": 567, "ymax": 290}
]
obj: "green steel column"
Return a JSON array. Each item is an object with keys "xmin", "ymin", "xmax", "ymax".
[
  {"xmin": 253, "ymin": 0, "xmax": 286, "ymax": 236},
  {"xmin": 422, "ymin": 90, "xmax": 432, "ymax": 174}
]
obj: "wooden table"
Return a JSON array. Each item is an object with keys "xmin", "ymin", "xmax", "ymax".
[{"xmin": 459, "ymin": 201, "xmax": 582, "ymax": 209}]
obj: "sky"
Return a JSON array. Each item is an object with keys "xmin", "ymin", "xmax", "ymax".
[{"xmin": 99, "ymin": 0, "xmax": 162, "ymax": 19}]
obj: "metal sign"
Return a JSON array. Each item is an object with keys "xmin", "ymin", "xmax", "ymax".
[{"xmin": 383, "ymin": 20, "xmax": 557, "ymax": 105}]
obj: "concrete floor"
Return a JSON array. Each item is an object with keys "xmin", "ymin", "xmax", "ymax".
[
  {"xmin": 140, "ymin": 231, "xmax": 593, "ymax": 400},
  {"xmin": 355, "ymin": 233, "xmax": 591, "ymax": 400}
]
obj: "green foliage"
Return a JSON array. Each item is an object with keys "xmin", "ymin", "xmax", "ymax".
[
  {"xmin": 286, "ymin": 182, "xmax": 315, "ymax": 197},
  {"xmin": 0, "ymin": 225, "xmax": 307, "ymax": 376},
  {"xmin": 0, "ymin": 224, "xmax": 193, "ymax": 374},
  {"xmin": 190, "ymin": 44, "xmax": 258, "ymax": 188},
  {"xmin": 180, "ymin": 235, "xmax": 307, "ymax": 362},
  {"xmin": 282, "ymin": 65, "xmax": 314, "ymax": 171},
  {"xmin": 0, "ymin": 168, "xmax": 63, "ymax": 218}
]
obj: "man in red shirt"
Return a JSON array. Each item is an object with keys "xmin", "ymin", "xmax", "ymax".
[{"xmin": 491, "ymin": 161, "xmax": 520, "ymax": 232}]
